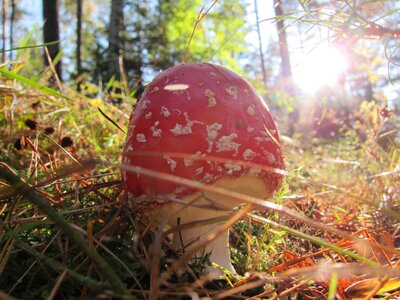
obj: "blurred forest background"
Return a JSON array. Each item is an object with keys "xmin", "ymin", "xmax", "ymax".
[
  {"xmin": 1, "ymin": 1, "xmax": 400, "ymax": 299},
  {"xmin": 2, "ymin": 0, "xmax": 400, "ymax": 141}
]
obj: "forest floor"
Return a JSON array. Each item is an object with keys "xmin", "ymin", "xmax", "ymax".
[{"xmin": 0, "ymin": 77, "xmax": 399, "ymax": 299}]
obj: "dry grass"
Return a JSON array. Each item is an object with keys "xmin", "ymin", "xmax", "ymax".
[{"xmin": 0, "ymin": 73, "xmax": 399, "ymax": 299}]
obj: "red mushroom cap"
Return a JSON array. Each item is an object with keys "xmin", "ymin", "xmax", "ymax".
[{"xmin": 122, "ymin": 63, "xmax": 284, "ymax": 207}]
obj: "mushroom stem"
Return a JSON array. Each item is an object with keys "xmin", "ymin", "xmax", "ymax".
[
  {"xmin": 170, "ymin": 204, "xmax": 236, "ymax": 274},
  {"xmin": 165, "ymin": 176, "xmax": 269, "ymax": 275}
]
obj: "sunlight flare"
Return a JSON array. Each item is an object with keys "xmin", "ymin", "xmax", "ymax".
[{"xmin": 293, "ymin": 45, "xmax": 347, "ymax": 94}]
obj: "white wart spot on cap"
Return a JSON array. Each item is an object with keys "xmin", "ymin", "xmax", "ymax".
[
  {"xmin": 163, "ymin": 155, "xmax": 177, "ymax": 172},
  {"xmin": 160, "ymin": 106, "xmax": 170, "ymax": 118},
  {"xmin": 151, "ymin": 121, "xmax": 162, "ymax": 137},
  {"xmin": 149, "ymin": 87, "xmax": 160, "ymax": 94},
  {"xmin": 215, "ymin": 164, "xmax": 224, "ymax": 172},
  {"xmin": 136, "ymin": 134, "xmax": 147, "ymax": 143},
  {"xmin": 145, "ymin": 112, "xmax": 152, "ymax": 120},
  {"xmin": 170, "ymin": 112, "xmax": 202, "ymax": 136},
  {"xmin": 226, "ymin": 86, "xmax": 238, "ymax": 99},
  {"xmin": 173, "ymin": 109, "xmax": 182, "ymax": 116},
  {"xmin": 206, "ymin": 123, "xmax": 223, "ymax": 152},
  {"xmin": 266, "ymin": 152, "xmax": 276, "ymax": 164},
  {"xmin": 163, "ymin": 84, "xmax": 189, "ymax": 91},
  {"xmin": 247, "ymin": 104, "xmax": 255, "ymax": 116},
  {"xmin": 224, "ymin": 162, "xmax": 242, "ymax": 174},
  {"xmin": 216, "ymin": 133, "xmax": 240, "ymax": 156},
  {"xmin": 140, "ymin": 100, "xmax": 151, "ymax": 110},
  {"xmin": 243, "ymin": 148, "xmax": 257, "ymax": 161},
  {"xmin": 255, "ymin": 136, "xmax": 270, "ymax": 144},
  {"xmin": 204, "ymin": 89, "xmax": 217, "ymax": 107},
  {"xmin": 184, "ymin": 157, "xmax": 194, "ymax": 167},
  {"xmin": 183, "ymin": 151, "xmax": 203, "ymax": 167},
  {"xmin": 202, "ymin": 172, "xmax": 214, "ymax": 182},
  {"xmin": 194, "ymin": 167, "xmax": 204, "ymax": 176},
  {"xmin": 258, "ymin": 130, "xmax": 278, "ymax": 144},
  {"xmin": 170, "ymin": 124, "xmax": 190, "ymax": 136},
  {"xmin": 207, "ymin": 123, "xmax": 222, "ymax": 140},
  {"xmin": 173, "ymin": 186, "xmax": 188, "ymax": 195}
]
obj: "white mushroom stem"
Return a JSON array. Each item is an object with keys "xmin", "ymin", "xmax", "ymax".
[
  {"xmin": 170, "ymin": 205, "xmax": 236, "ymax": 275},
  {"xmin": 165, "ymin": 175, "xmax": 269, "ymax": 275}
]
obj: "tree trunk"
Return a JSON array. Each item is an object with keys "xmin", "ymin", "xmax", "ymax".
[
  {"xmin": 108, "ymin": 0, "xmax": 124, "ymax": 80},
  {"xmin": 76, "ymin": 0, "xmax": 83, "ymax": 90},
  {"xmin": 2, "ymin": 0, "xmax": 7, "ymax": 63},
  {"xmin": 273, "ymin": 0, "xmax": 292, "ymax": 81},
  {"xmin": 9, "ymin": 0, "xmax": 15, "ymax": 61},
  {"xmin": 42, "ymin": 0, "xmax": 63, "ymax": 81}
]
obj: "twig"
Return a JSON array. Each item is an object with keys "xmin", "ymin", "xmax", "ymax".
[
  {"xmin": 47, "ymin": 270, "xmax": 68, "ymax": 300},
  {"xmin": 98, "ymin": 107, "xmax": 126, "ymax": 134},
  {"xmin": 44, "ymin": 46, "xmax": 63, "ymax": 91}
]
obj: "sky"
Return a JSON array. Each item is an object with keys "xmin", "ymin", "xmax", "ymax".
[{"xmin": 20, "ymin": 0, "xmax": 41, "ymax": 26}]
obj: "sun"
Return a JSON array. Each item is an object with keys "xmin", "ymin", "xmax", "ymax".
[{"xmin": 293, "ymin": 45, "xmax": 347, "ymax": 94}]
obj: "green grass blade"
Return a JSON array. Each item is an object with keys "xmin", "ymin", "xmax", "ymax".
[
  {"xmin": 249, "ymin": 213, "xmax": 378, "ymax": 266},
  {"xmin": 0, "ymin": 67, "xmax": 72, "ymax": 101},
  {"xmin": 1, "ymin": 41, "xmax": 60, "ymax": 53},
  {"xmin": 328, "ymin": 271, "xmax": 338, "ymax": 300}
]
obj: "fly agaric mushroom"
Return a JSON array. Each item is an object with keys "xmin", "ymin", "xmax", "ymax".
[{"xmin": 122, "ymin": 62, "xmax": 284, "ymax": 275}]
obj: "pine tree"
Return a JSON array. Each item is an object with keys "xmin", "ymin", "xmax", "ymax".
[{"xmin": 42, "ymin": 0, "xmax": 62, "ymax": 81}]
